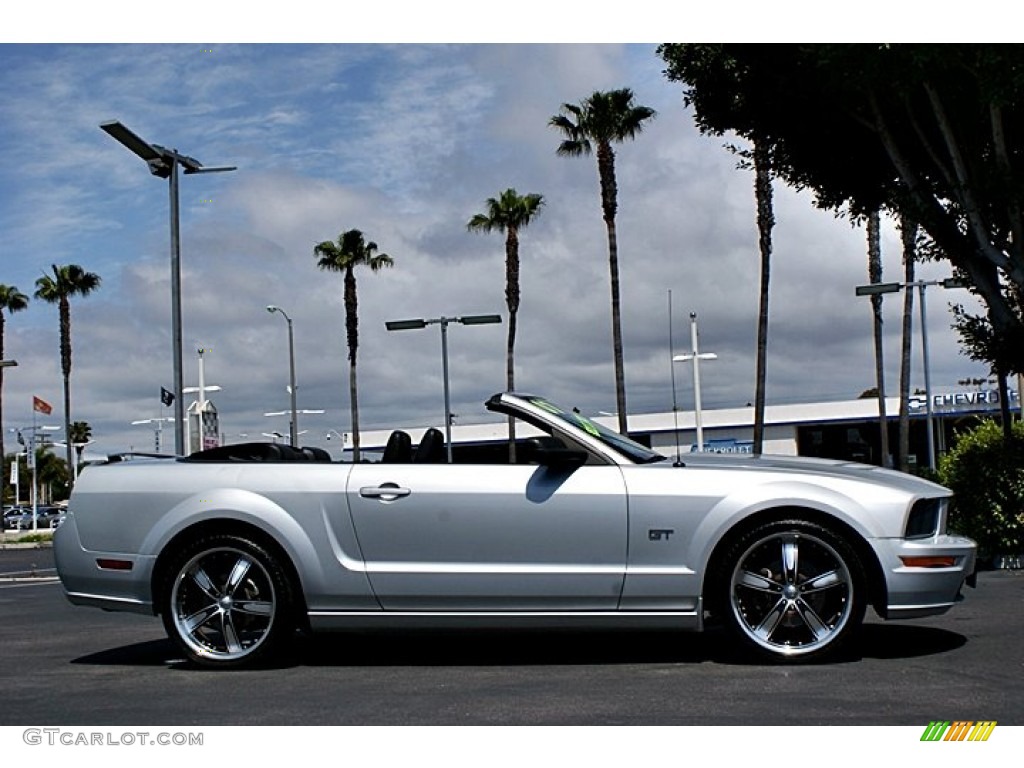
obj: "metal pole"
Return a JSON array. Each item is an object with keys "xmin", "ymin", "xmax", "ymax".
[
  {"xmin": 918, "ymin": 283, "xmax": 937, "ymax": 471},
  {"xmin": 169, "ymin": 156, "xmax": 185, "ymax": 456},
  {"xmin": 690, "ymin": 313, "xmax": 706, "ymax": 453},
  {"xmin": 440, "ymin": 318, "xmax": 453, "ymax": 463},
  {"xmin": 286, "ymin": 315, "xmax": 298, "ymax": 447},
  {"xmin": 30, "ymin": 415, "xmax": 38, "ymax": 532}
]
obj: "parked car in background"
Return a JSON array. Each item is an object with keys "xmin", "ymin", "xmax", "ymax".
[
  {"xmin": 56, "ymin": 392, "xmax": 977, "ymax": 668},
  {"xmin": 13, "ymin": 506, "xmax": 63, "ymax": 530},
  {"xmin": 3, "ymin": 507, "xmax": 30, "ymax": 530}
]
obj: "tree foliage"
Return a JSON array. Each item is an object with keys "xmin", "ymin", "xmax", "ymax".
[
  {"xmin": 658, "ymin": 44, "xmax": 1024, "ymax": 375},
  {"xmin": 315, "ymin": 229, "xmax": 393, "ymax": 462},
  {"xmin": 939, "ymin": 419, "xmax": 1024, "ymax": 558},
  {"xmin": 550, "ymin": 88, "xmax": 656, "ymax": 435},
  {"xmin": 34, "ymin": 264, "xmax": 101, "ymax": 481}
]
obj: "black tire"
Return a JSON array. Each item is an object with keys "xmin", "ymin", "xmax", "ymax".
[
  {"xmin": 160, "ymin": 534, "xmax": 296, "ymax": 668},
  {"xmin": 718, "ymin": 519, "xmax": 866, "ymax": 662}
]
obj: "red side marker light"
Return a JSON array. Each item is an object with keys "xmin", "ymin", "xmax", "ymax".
[{"xmin": 96, "ymin": 558, "xmax": 133, "ymax": 571}]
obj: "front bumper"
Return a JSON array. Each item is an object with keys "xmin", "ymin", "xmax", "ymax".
[{"xmin": 875, "ymin": 534, "xmax": 977, "ymax": 619}]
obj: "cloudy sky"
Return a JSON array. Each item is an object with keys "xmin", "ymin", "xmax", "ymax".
[{"xmin": 0, "ymin": 36, "xmax": 995, "ymax": 460}]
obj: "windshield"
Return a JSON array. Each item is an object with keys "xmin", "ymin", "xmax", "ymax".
[{"xmin": 525, "ymin": 396, "xmax": 665, "ymax": 464}]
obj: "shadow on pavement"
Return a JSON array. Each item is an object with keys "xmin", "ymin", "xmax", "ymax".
[{"xmin": 69, "ymin": 622, "xmax": 967, "ymax": 670}]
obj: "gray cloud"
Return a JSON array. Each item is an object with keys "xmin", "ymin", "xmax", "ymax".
[{"xmin": 0, "ymin": 43, "xmax": 991, "ymax": 464}]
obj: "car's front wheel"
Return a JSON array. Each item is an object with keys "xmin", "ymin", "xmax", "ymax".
[
  {"xmin": 161, "ymin": 534, "xmax": 296, "ymax": 668},
  {"xmin": 720, "ymin": 519, "xmax": 865, "ymax": 662}
]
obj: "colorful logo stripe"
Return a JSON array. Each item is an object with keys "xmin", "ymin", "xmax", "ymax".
[{"xmin": 921, "ymin": 721, "xmax": 997, "ymax": 741}]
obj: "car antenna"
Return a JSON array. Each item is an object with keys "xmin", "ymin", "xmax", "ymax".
[{"xmin": 668, "ymin": 290, "xmax": 685, "ymax": 467}]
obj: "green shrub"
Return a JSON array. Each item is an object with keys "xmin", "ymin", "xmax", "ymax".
[{"xmin": 938, "ymin": 419, "xmax": 1024, "ymax": 557}]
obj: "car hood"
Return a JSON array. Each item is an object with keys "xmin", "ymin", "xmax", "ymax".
[{"xmin": 660, "ymin": 452, "xmax": 949, "ymax": 497}]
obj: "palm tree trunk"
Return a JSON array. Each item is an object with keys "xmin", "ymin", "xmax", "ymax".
[
  {"xmin": 752, "ymin": 142, "xmax": 774, "ymax": 455},
  {"xmin": 597, "ymin": 142, "xmax": 628, "ymax": 435},
  {"xmin": 506, "ymin": 230, "xmax": 520, "ymax": 463},
  {"xmin": 506, "ymin": 310, "xmax": 517, "ymax": 463},
  {"xmin": 349, "ymin": 359, "xmax": 360, "ymax": 462},
  {"xmin": 868, "ymin": 210, "xmax": 891, "ymax": 468},
  {"xmin": 898, "ymin": 214, "xmax": 917, "ymax": 472},
  {"xmin": 345, "ymin": 267, "xmax": 361, "ymax": 462},
  {"xmin": 59, "ymin": 297, "xmax": 74, "ymax": 481}
]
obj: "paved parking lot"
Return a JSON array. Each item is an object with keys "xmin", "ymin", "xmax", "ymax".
[{"xmin": 1, "ymin": 545, "xmax": 1022, "ymax": 726}]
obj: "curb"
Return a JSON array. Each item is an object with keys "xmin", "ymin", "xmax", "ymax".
[{"xmin": 0, "ymin": 539, "xmax": 54, "ymax": 550}]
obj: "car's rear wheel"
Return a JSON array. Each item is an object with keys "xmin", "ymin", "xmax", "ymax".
[
  {"xmin": 721, "ymin": 519, "xmax": 865, "ymax": 662},
  {"xmin": 161, "ymin": 534, "xmax": 295, "ymax": 668}
]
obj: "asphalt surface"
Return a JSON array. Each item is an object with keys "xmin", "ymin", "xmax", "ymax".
[{"xmin": 1, "ymin": 546, "xmax": 1022, "ymax": 726}]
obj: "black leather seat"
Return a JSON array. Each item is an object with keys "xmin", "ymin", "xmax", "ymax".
[
  {"xmin": 413, "ymin": 428, "xmax": 446, "ymax": 464},
  {"xmin": 382, "ymin": 430, "xmax": 413, "ymax": 463},
  {"xmin": 302, "ymin": 446, "xmax": 332, "ymax": 462}
]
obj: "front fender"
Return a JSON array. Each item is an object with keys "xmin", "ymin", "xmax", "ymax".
[{"xmin": 687, "ymin": 479, "xmax": 893, "ymax": 575}]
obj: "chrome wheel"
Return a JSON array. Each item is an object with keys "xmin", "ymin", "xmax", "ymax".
[
  {"xmin": 164, "ymin": 536, "xmax": 292, "ymax": 666},
  {"xmin": 727, "ymin": 522, "xmax": 862, "ymax": 660}
]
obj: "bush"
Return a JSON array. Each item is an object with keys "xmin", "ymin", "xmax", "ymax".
[{"xmin": 938, "ymin": 419, "xmax": 1024, "ymax": 558}]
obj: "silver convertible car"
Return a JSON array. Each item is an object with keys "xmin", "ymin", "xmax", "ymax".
[{"xmin": 55, "ymin": 393, "xmax": 976, "ymax": 668}]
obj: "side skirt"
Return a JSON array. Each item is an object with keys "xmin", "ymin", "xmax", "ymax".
[{"xmin": 308, "ymin": 609, "xmax": 703, "ymax": 632}]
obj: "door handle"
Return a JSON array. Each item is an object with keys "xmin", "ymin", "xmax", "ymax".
[{"xmin": 359, "ymin": 484, "xmax": 411, "ymax": 502}]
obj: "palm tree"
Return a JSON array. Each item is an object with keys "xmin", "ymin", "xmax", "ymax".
[
  {"xmin": 550, "ymin": 88, "xmax": 656, "ymax": 436},
  {"xmin": 866, "ymin": 211, "xmax": 891, "ymax": 467},
  {"xmin": 0, "ymin": 284, "xmax": 29, "ymax": 477},
  {"xmin": 468, "ymin": 188, "xmax": 545, "ymax": 462},
  {"xmin": 314, "ymin": 229, "xmax": 393, "ymax": 462},
  {"xmin": 34, "ymin": 264, "xmax": 102, "ymax": 481}
]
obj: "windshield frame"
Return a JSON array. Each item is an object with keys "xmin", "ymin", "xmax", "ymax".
[{"xmin": 489, "ymin": 393, "xmax": 666, "ymax": 465}]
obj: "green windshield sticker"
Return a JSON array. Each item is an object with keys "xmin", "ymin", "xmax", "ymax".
[
  {"xmin": 531, "ymin": 399, "xmax": 564, "ymax": 416},
  {"xmin": 577, "ymin": 418, "xmax": 602, "ymax": 437}
]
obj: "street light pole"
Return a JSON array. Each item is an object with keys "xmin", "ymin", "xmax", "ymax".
[
  {"xmin": 855, "ymin": 277, "xmax": 963, "ymax": 471},
  {"xmin": 267, "ymin": 306, "xmax": 299, "ymax": 447},
  {"xmin": 386, "ymin": 314, "xmax": 502, "ymax": 463},
  {"xmin": 673, "ymin": 312, "xmax": 718, "ymax": 453},
  {"xmin": 100, "ymin": 121, "xmax": 236, "ymax": 455}
]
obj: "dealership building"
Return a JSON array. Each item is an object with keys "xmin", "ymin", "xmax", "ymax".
[{"xmin": 358, "ymin": 385, "xmax": 1021, "ymax": 468}]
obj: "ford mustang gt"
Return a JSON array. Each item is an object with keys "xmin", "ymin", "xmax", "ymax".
[{"xmin": 55, "ymin": 393, "xmax": 976, "ymax": 667}]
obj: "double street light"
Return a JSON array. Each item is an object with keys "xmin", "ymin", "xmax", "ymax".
[
  {"xmin": 855, "ymin": 277, "xmax": 964, "ymax": 471},
  {"xmin": 101, "ymin": 120, "xmax": 236, "ymax": 456},
  {"xmin": 385, "ymin": 314, "xmax": 502, "ymax": 463}
]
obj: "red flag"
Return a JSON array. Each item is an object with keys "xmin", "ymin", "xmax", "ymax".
[{"xmin": 33, "ymin": 396, "xmax": 53, "ymax": 415}]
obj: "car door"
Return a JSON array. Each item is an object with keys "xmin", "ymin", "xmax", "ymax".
[{"xmin": 346, "ymin": 461, "xmax": 628, "ymax": 611}]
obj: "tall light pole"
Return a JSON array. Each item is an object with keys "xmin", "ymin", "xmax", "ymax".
[
  {"xmin": 100, "ymin": 120, "xmax": 236, "ymax": 456},
  {"xmin": 673, "ymin": 312, "xmax": 717, "ymax": 453},
  {"xmin": 856, "ymin": 277, "xmax": 963, "ymax": 471},
  {"xmin": 267, "ymin": 305, "xmax": 299, "ymax": 447},
  {"xmin": 386, "ymin": 314, "xmax": 502, "ymax": 463}
]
